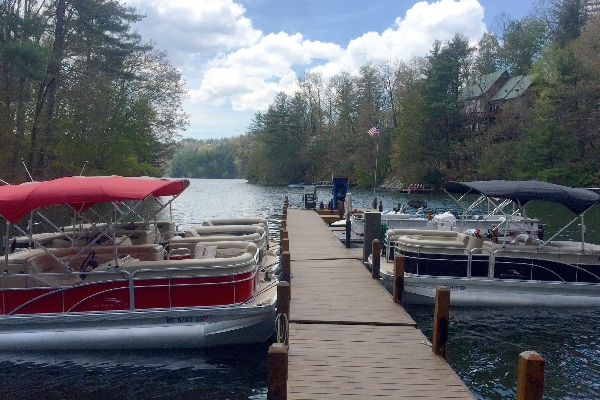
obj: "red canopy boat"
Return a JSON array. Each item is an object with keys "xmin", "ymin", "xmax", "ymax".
[{"xmin": 0, "ymin": 176, "xmax": 278, "ymax": 350}]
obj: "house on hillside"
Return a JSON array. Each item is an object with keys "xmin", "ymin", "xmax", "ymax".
[{"xmin": 460, "ymin": 70, "xmax": 534, "ymax": 131}]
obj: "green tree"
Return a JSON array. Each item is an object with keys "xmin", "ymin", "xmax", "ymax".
[
  {"xmin": 422, "ymin": 34, "xmax": 473, "ymax": 183},
  {"xmin": 245, "ymin": 92, "xmax": 306, "ymax": 184},
  {"xmin": 0, "ymin": 0, "xmax": 188, "ymax": 180}
]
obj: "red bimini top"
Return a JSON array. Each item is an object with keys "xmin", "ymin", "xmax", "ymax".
[{"xmin": 0, "ymin": 176, "xmax": 190, "ymax": 224}]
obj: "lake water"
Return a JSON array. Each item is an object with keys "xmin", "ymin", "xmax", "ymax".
[{"xmin": 1, "ymin": 179, "xmax": 599, "ymax": 399}]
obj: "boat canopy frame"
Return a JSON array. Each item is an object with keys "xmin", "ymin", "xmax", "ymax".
[
  {"xmin": 445, "ymin": 180, "xmax": 600, "ymax": 251},
  {"xmin": 1, "ymin": 176, "xmax": 190, "ymax": 271}
]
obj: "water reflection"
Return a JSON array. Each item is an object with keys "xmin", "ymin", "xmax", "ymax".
[
  {"xmin": 0, "ymin": 342, "xmax": 272, "ymax": 400},
  {"xmin": 406, "ymin": 305, "xmax": 600, "ymax": 400}
]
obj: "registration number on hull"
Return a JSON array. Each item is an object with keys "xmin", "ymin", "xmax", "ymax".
[{"xmin": 166, "ymin": 316, "xmax": 208, "ymax": 324}]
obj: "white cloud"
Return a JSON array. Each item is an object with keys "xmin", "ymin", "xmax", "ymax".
[
  {"xmin": 314, "ymin": 0, "xmax": 485, "ymax": 78},
  {"xmin": 126, "ymin": 0, "xmax": 488, "ymax": 138},
  {"xmin": 125, "ymin": 0, "xmax": 261, "ymax": 64},
  {"xmin": 192, "ymin": 0, "xmax": 485, "ymax": 112},
  {"xmin": 192, "ymin": 32, "xmax": 343, "ymax": 110}
]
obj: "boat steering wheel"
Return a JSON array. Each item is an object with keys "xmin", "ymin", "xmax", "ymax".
[{"xmin": 79, "ymin": 250, "xmax": 98, "ymax": 272}]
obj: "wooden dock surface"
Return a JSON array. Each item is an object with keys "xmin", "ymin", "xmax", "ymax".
[{"xmin": 285, "ymin": 208, "xmax": 475, "ymax": 399}]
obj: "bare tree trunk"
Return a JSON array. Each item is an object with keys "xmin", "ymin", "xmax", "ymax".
[{"xmin": 28, "ymin": 0, "xmax": 67, "ymax": 178}]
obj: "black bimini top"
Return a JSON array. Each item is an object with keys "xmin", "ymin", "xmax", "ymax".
[{"xmin": 444, "ymin": 180, "xmax": 600, "ymax": 215}]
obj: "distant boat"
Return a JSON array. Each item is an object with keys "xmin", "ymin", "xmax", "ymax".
[
  {"xmin": 313, "ymin": 181, "xmax": 333, "ymax": 187},
  {"xmin": 289, "ymin": 181, "xmax": 333, "ymax": 188}
]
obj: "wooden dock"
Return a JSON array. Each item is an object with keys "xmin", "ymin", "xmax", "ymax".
[{"xmin": 284, "ymin": 208, "xmax": 475, "ymax": 399}]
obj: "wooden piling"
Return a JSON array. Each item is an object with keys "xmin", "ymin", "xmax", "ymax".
[
  {"xmin": 345, "ymin": 213, "xmax": 351, "ymax": 248},
  {"xmin": 277, "ymin": 281, "xmax": 291, "ymax": 345},
  {"xmin": 516, "ymin": 351, "xmax": 544, "ymax": 400},
  {"xmin": 281, "ymin": 237, "xmax": 289, "ymax": 253},
  {"xmin": 371, "ymin": 239, "xmax": 381, "ymax": 279},
  {"xmin": 362, "ymin": 212, "xmax": 381, "ymax": 262},
  {"xmin": 267, "ymin": 343, "xmax": 288, "ymax": 400},
  {"xmin": 280, "ymin": 229, "xmax": 288, "ymax": 248},
  {"xmin": 337, "ymin": 201, "xmax": 344, "ymax": 219},
  {"xmin": 280, "ymin": 251, "xmax": 291, "ymax": 296},
  {"xmin": 393, "ymin": 254, "xmax": 405, "ymax": 305},
  {"xmin": 432, "ymin": 286, "xmax": 450, "ymax": 359}
]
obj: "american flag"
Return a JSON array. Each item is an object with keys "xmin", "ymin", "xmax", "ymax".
[{"xmin": 368, "ymin": 124, "xmax": 379, "ymax": 137}]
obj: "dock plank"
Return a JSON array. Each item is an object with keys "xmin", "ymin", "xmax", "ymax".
[{"xmin": 284, "ymin": 208, "xmax": 475, "ymax": 399}]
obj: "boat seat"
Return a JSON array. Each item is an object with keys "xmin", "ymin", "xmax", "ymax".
[
  {"xmin": 120, "ymin": 253, "xmax": 256, "ymax": 278},
  {"xmin": 386, "ymin": 229, "xmax": 458, "ymax": 239},
  {"xmin": 394, "ymin": 234, "xmax": 466, "ymax": 255},
  {"xmin": 167, "ymin": 247, "xmax": 192, "ymax": 260},
  {"xmin": 465, "ymin": 235, "xmax": 484, "ymax": 254},
  {"xmin": 111, "ymin": 229, "xmax": 156, "ymax": 245},
  {"xmin": 456, "ymin": 232, "xmax": 470, "ymax": 245},
  {"xmin": 511, "ymin": 234, "xmax": 533, "ymax": 245}
]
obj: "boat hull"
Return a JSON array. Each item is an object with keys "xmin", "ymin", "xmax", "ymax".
[
  {"xmin": 0, "ymin": 282, "xmax": 277, "ymax": 350},
  {"xmin": 400, "ymin": 275, "xmax": 600, "ymax": 307}
]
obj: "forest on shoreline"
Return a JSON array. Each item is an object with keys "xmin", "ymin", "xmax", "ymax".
[
  {"xmin": 2, "ymin": 1, "xmax": 599, "ymax": 189},
  {"xmin": 170, "ymin": 0, "xmax": 600, "ymax": 189},
  {"xmin": 0, "ymin": 0, "xmax": 187, "ymax": 182}
]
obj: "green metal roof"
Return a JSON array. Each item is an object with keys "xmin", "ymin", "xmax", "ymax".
[
  {"xmin": 459, "ymin": 70, "xmax": 507, "ymax": 100},
  {"xmin": 489, "ymin": 75, "xmax": 533, "ymax": 101}
]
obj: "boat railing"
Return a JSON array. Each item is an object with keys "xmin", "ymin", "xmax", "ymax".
[
  {"xmin": 0, "ymin": 256, "xmax": 261, "ymax": 314},
  {"xmin": 394, "ymin": 240, "xmax": 600, "ymax": 283},
  {"xmin": 466, "ymin": 248, "xmax": 492, "ymax": 278},
  {"xmin": 395, "ymin": 242, "xmax": 491, "ymax": 279},
  {"xmin": 490, "ymin": 247, "xmax": 600, "ymax": 283}
]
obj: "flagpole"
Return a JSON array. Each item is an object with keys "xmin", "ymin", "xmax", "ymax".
[
  {"xmin": 374, "ymin": 138, "xmax": 378, "ymax": 197},
  {"xmin": 374, "ymin": 121, "xmax": 380, "ymax": 197},
  {"xmin": 367, "ymin": 122, "xmax": 380, "ymax": 198}
]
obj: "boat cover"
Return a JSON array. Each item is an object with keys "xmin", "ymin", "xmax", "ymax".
[
  {"xmin": 0, "ymin": 176, "xmax": 190, "ymax": 223},
  {"xmin": 445, "ymin": 180, "xmax": 599, "ymax": 215}
]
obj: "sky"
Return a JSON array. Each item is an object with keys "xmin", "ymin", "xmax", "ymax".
[{"xmin": 123, "ymin": 0, "xmax": 539, "ymax": 140}]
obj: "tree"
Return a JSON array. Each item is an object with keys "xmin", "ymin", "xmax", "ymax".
[
  {"xmin": 503, "ymin": 17, "xmax": 549, "ymax": 75},
  {"xmin": 422, "ymin": 34, "xmax": 473, "ymax": 182},
  {"xmin": 0, "ymin": 0, "xmax": 188, "ymax": 180},
  {"xmin": 0, "ymin": 0, "xmax": 50, "ymax": 179},
  {"xmin": 474, "ymin": 32, "xmax": 502, "ymax": 76},
  {"xmin": 245, "ymin": 92, "xmax": 306, "ymax": 184}
]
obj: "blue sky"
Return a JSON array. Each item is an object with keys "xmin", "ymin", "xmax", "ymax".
[{"xmin": 124, "ymin": 0, "xmax": 538, "ymax": 139}]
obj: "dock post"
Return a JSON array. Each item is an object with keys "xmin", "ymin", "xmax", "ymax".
[
  {"xmin": 280, "ymin": 251, "xmax": 291, "ymax": 296},
  {"xmin": 337, "ymin": 201, "xmax": 344, "ymax": 219},
  {"xmin": 371, "ymin": 239, "xmax": 381, "ymax": 279},
  {"xmin": 267, "ymin": 343, "xmax": 288, "ymax": 400},
  {"xmin": 281, "ymin": 213, "xmax": 287, "ymax": 230},
  {"xmin": 516, "ymin": 351, "xmax": 544, "ymax": 400},
  {"xmin": 432, "ymin": 286, "xmax": 450, "ymax": 359},
  {"xmin": 363, "ymin": 211, "xmax": 381, "ymax": 262},
  {"xmin": 281, "ymin": 238, "xmax": 289, "ymax": 253},
  {"xmin": 393, "ymin": 254, "xmax": 405, "ymax": 305},
  {"xmin": 277, "ymin": 281, "xmax": 290, "ymax": 345},
  {"xmin": 280, "ymin": 229, "xmax": 288, "ymax": 248},
  {"xmin": 345, "ymin": 212, "xmax": 351, "ymax": 248}
]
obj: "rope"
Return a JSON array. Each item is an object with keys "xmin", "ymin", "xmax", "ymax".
[{"xmin": 275, "ymin": 312, "xmax": 289, "ymax": 344}]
